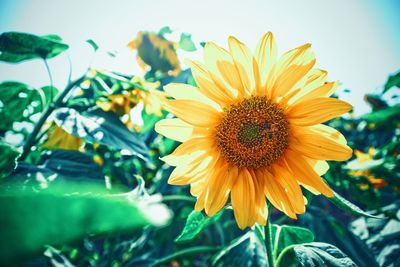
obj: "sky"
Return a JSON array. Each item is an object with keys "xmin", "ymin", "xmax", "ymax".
[{"xmin": 0, "ymin": 0, "xmax": 399, "ymax": 115}]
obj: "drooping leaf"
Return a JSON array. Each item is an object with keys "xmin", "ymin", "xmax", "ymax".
[
  {"xmin": 0, "ymin": 180, "xmax": 171, "ymax": 265},
  {"xmin": 361, "ymin": 104, "xmax": 400, "ymax": 123},
  {"xmin": 272, "ymin": 224, "xmax": 314, "ymax": 259},
  {"xmin": 86, "ymin": 39, "xmax": 99, "ymax": 51},
  {"xmin": 211, "ymin": 231, "xmax": 267, "ymax": 267},
  {"xmin": 0, "ymin": 32, "xmax": 69, "ymax": 63},
  {"xmin": 179, "ymin": 33, "xmax": 196, "ymax": 52},
  {"xmin": 328, "ymin": 191, "xmax": 383, "ymax": 219},
  {"xmin": 383, "ymin": 71, "xmax": 400, "ymax": 93},
  {"xmin": 175, "ymin": 210, "xmax": 224, "ymax": 244},
  {"xmin": 53, "ymin": 107, "xmax": 149, "ymax": 161},
  {"xmin": 279, "ymin": 242, "xmax": 357, "ymax": 267},
  {"xmin": 0, "ymin": 141, "xmax": 20, "ymax": 178}
]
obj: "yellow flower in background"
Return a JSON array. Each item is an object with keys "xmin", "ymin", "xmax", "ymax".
[
  {"xmin": 155, "ymin": 32, "xmax": 353, "ymax": 229},
  {"xmin": 128, "ymin": 31, "xmax": 181, "ymax": 75},
  {"xmin": 42, "ymin": 124, "xmax": 83, "ymax": 151}
]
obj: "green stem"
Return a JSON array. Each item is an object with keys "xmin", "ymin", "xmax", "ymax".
[
  {"xmin": 161, "ymin": 195, "xmax": 196, "ymax": 203},
  {"xmin": 20, "ymin": 75, "xmax": 85, "ymax": 161},
  {"xmin": 43, "ymin": 59, "xmax": 54, "ymax": 101},
  {"xmin": 274, "ymin": 244, "xmax": 297, "ymax": 267},
  {"xmin": 151, "ymin": 246, "xmax": 221, "ymax": 267},
  {"xmin": 265, "ymin": 214, "xmax": 275, "ymax": 267}
]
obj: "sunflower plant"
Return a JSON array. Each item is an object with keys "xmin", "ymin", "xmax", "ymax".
[{"xmin": 0, "ymin": 28, "xmax": 399, "ymax": 267}]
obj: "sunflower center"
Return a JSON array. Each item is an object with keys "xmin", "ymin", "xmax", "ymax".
[{"xmin": 216, "ymin": 96, "xmax": 289, "ymax": 169}]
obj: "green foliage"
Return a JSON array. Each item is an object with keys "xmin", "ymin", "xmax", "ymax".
[
  {"xmin": 0, "ymin": 180, "xmax": 170, "ymax": 265},
  {"xmin": 86, "ymin": 39, "xmax": 99, "ymax": 51},
  {"xmin": 179, "ymin": 33, "xmax": 197, "ymax": 52},
  {"xmin": 361, "ymin": 104, "xmax": 400, "ymax": 123},
  {"xmin": 0, "ymin": 141, "xmax": 20, "ymax": 178},
  {"xmin": 383, "ymin": 71, "xmax": 400, "ymax": 93},
  {"xmin": 0, "ymin": 32, "xmax": 69, "ymax": 63}
]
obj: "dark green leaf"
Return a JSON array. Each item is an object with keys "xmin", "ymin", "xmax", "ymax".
[
  {"xmin": 0, "ymin": 32, "xmax": 69, "ymax": 63},
  {"xmin": 53, "ymin": 107, "xmax": 149, "ymax": 161},
  {"xmin": 175, "ymin": 210, "xmax": 224, "ymax": 244},
  {"xmin": 272, "ymin": 224, "xmax": 314, "ymax": 259},
  {"xmin": 291, "ymin": 242, "xmax": 357, "ymax": 267},
  {"xmin": 328, "ymin": 191, "xmax": 383, "ymax": 219},
  {"xmin": 383, "ymin": 71, "xmax": 400, "ymax": 93},
  {"xmin": 0, "ymin": 141, "xmax": 20, "ymax": 178},
  {"xmin": 179, "ymin": 33, "xmax": 196, "ymax": 52},
  {"xmin": 158, "ymin": 26, "xmax": 173, "ymax": 36},
  {"xmin": 86, "ymin": 39, "xmax": 99, "ymax": 51},
  {"xmin": 0, "ymin": 180, "xmax": 171, "ymax": 265},
  {"xmin": 361, "ymin": 104, "xmax": 400, "ymax": 123}
]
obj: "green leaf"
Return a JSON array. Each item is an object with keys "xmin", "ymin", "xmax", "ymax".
[
  {"xmin": 0, "ymin": 81, "xmax": 42, "ymax": 131},
  {"xmin": 328, "ymin": 191, "xmax": 383, "ymax": 219},
  {"xmin": 279, "ymin": 242, "xmax": 357, "ymax": 267},
  {"xmin": 0, "ymin": 32, "xmax": 69, "ymax": 63},
  {"xmin": 361, "ymin": 104, "xmax": 400, "ymax": 123},
  {"xmin": 179, "ymin": 33, "xmax": 196, "ymax": 52},
  {"xmin": 86, "ymin": 39, "xmax": 99, "ymax": 51},
  {"xmin": 175, "ymin": 210, "xmax": 224, "ymax": 244},
  {"xmin": 0, "ymin": 180, "xmax": 171, "ymax": 265},
  {"xmin": 211, "ymin": 231, "xmax": 267, "ymax": 267},
  {"xmin": 53, "ymin": 107, "xmax": 149, "ymax": 161},
  {"xmin": 0, "ymin": 141, "xmax": 20, "ymax": 178},
  {"xmin": 272, "ymin": 224, "xmax": 314, "ymax": 259},
  {"xmin": 383, "ymin": 71, "xmax": 400, "ymax": 93},
  {"xmin": 158, "ymin": 26, "xmax": 173, "ymax": 36}
]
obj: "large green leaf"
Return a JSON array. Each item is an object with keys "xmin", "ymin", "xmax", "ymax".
[
  {"xmin": 211, "ymin": 231, "xmax": 267, "ymax": 267},
  {"xmin": 279, "ymin": 242, "xmax": 357, "ymax": 267},
  {"xmin": 0, "ymin": 180, "xmax": 171, "ymax": 265},
  {"xmin": 0, "ymin": 141, "xmax": 20, "ymax": 178},
  {"xmin": 175, "ymin": 210, "xmax": 224, "ymax": 244},
  {"xmin": 361, "ymin": 104, "xmax": 400, "ymax": 123},
  {"xmin": 272, "ymin": 224, "xmax": 314, "ymax": 260},
  {"xmin": 328, "ymin": 191, "xmax": 383, "ymax": 219},
  {"xmin": 383, "ymin": 71, "xmax": 400, "ymax": 93},
  {"xmin": 0, "ymin": 32, "xmax": 69, "ymax": 63},
  {"xmin": 53, "ymin": 107, "xmax": 149, "ymax": 161}
]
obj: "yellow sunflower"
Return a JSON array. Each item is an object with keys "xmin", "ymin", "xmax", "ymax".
[{"xmin": 155, "ymin": 32, "xmax": 353, "ymax": 229}]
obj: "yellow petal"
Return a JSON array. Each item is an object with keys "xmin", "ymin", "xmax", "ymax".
[
  {"xmin": 288, "ymin": 69, "xmax": 328, "ymax": 104},
  {"xmin": 204, "ymin": 42, "xmax": 243, "ymax": 97},
  {"xmin": 228, "ymin": 36, "xmax": 258, "ymax": 95},
  {"xmin": 271, "ymin": 44, "xmax": 316, "ymax": 99},
  {"xmin": 254, "ymin": 32, "xmax": 277, "ymax": 95},
  {"xmin": 284, "ymin": 150, "xmax": 333, "ymax": 197},
  {"xmin": 168, "ymin": 154, "xmax": 214, "ymax": 185},
  {"xmin": 155, "ymin": 118, "xmax": 193, "ymax": 142},
  {"xmin": 295, "ymin": 81, "xmax": 339, "ymax": 104},
  {"xmin": 287, "ymin": 97, "xmax": 352, "ymax": 126},
  {"xmin": 163, "ymin": 83, "xmax": 221, "ymax": 111},
  {"xmin": 186, "ymin": 59, "xmax": 234, "ymax": 106},
  {"xmin": 231, "ymin": 168, "xmax": 256, "ymax": 229},
  {"xmin": 163, "ymin": 99, "xmax": 221, "ymax": 127},
  {"xmin": 290, "ymin": 125, "xmax": 352, "ymax": 161}
]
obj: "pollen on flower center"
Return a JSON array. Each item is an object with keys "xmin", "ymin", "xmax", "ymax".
[{"xmin": 216, "ymin": 96, "xmax": 289, "ymax": 169}]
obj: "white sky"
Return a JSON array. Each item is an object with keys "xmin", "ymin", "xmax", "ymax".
[{"xmin": 1, "ymin": 0, "xmax": 399, "ymax": 115}]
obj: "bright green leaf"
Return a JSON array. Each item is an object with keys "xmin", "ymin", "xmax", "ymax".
[
  {"xmin": 0, "ymin": 180, "xmax": 171, "ymax": 265},
  {"xmin": 272, "ymin": 224, "xmax": 314, "ymax": 259},
  {"xmin": 175, "ymin": 210, "xmax": 224, "ymax": 244},
  {"xmin": 361, "ymin": 104, "xmax": 400, "ymax": 123},
  {"xmin": 383, "ymin": 71, "xmax": 400, "ymax": 93},
  {"xmin": 179, "ymin": 33, "xmax": 196, "ymax": 52},
  {"xmin": 158, "ymin": 26, "xmax": 173, "ymax": 36},
  {"xmin": 0, "ymin": 141, "xmax": 20, "ymax": 178},
  {"xmin": 86, "ymin": 39, "xmax": 99, "ymax": 51},
  {"xmin": 0, "ymin": 32, "xmax": 69, "ymax": 63}
]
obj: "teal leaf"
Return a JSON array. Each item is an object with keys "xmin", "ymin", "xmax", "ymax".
[
  {"xmin": 158, "ymin": 26, "xmax": 173, "ymax": 36},
  {"xmin": 0, "ymin": 32, "xmax": 69, "ymax": 63},
  {"xmin": 329, "ymin": 191, "xmax": 383, "ymax": 219},
  {"xmin": 361, "ymin": 104, "xmax": 400, "ymax": 123},
  {"xmin": 0, "ymin": 180, "xmax": 171, "ymax": 265},
  {"xmin": 383, "ymin": 71, "xmax": 400, "ymax": 93},
  {"xmin": 0, "ymin": 141, "xmax": 20, "ymax": 178},
  {"xmin": 53, "ymin": 107, "xmax": 149, "ymax": 161},
  {"xmin": 86, "ymin": 39, "xmax": 99, "ymax": 51},
  {"xmin": 179, "ymin": 33, "xmax": 196, "ymax": 52},
  {"xmin": 272, "ymin": 224, "xmax": 314, "ymax": 259},
  {"xmin": 211, "ymin": 231, "xmax": 267, "ymax": 267},
  {"xmin": 175, "ymin": 210, "xmax": 224, "ymax": 244}
]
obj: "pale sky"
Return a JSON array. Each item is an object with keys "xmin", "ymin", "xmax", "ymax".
[{"xmin": 1, "ymin": 0, "xmax": 399, "ymax": 114}]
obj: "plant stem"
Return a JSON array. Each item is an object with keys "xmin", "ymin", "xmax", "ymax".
[
  {"xmin": 20, "ymin": 75, "xmax": 85, "ymax": 161},
  {"xmin": 151, "ymin": 246, "xmax": 221, "ymax": 267},
  {"xmin": 43, "ymin": 59, "xmax": 54, "ymax": 101},
  {"xmin": 265, "ymin": 209, "xmax": 274, "ymax": 267},
  {"xmin": 274, "ymin": 244, "xmax": 297, "ymax": 267},
  {"xmin": 161, "ymin": 195, "xmax": 196, "ymax": 203}
]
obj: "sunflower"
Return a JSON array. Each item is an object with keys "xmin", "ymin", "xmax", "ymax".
[{"xmin": 155, "ymin": 32, "xmax": 353, "ymax": 229}]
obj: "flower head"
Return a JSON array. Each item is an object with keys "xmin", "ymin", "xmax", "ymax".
[{"xmin": 155, "ymin": 33, "xmax": 353, "ymax": 229}]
